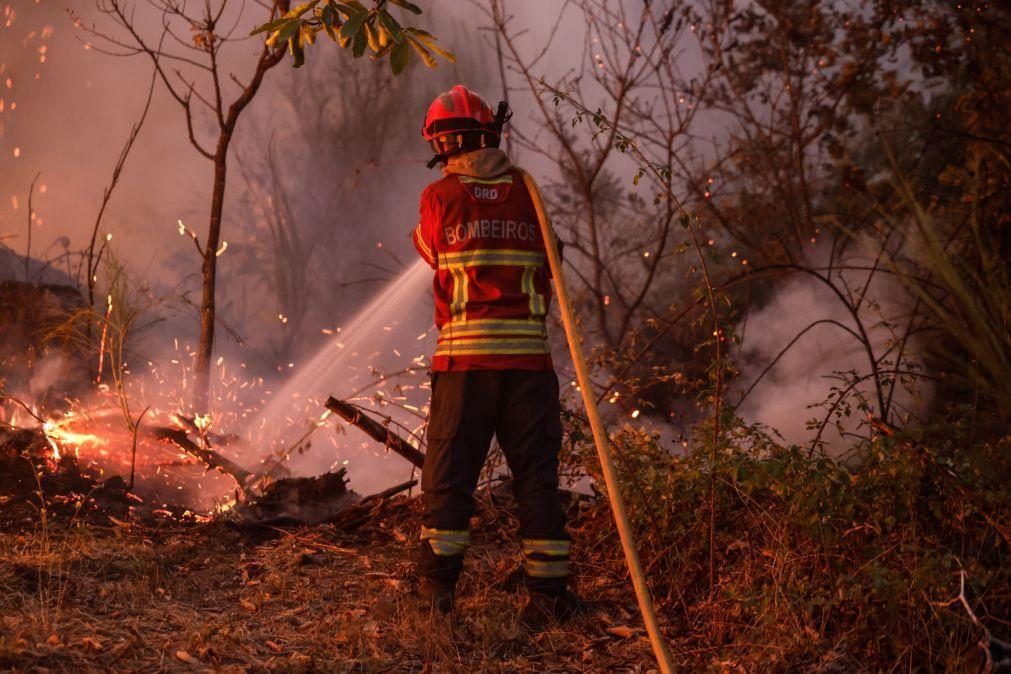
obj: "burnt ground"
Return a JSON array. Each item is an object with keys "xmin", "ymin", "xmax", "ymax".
[{"xmin": 0, "ymin": 487, "xmax": 673, "ymax": 673}]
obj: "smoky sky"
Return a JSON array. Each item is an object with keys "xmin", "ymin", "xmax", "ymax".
[
  {"xmin": 0, "ymin": 2, "xmax": 467, "ymax": 363},
  {"xmin": 0, "ymin": 1, "xmax": 594, "ymax": 370},
  {"xmin": 1, "ymin": 1, "xmax": 930, "ymax": 449}
]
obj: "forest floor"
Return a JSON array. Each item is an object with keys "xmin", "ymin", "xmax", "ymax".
[{"xmin": 0, "ymin": 484, "xmax": 678, "ymax": 673}]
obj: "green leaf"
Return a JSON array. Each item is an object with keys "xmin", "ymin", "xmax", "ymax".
[
  {"xmin": 422, "ymin": 40, "xmax": 454, "ymax": 63},
  {"xmin": 389, "ymin": 0, "xmax": 423, "ymax": 14},
  {"xmin": 390, "ymin": 38, "xmax": 409, "ymax": 74},
  {"xmin": 289, "ymin": 36, "xmax": 305, "ymax": 68},
  {"xmin": 249, "ymin": 17, "xmax": 290, "ymax": 37},
  {"xmin": 288, "ymin": 1, "xmax": 320, "ymax": 18},
  {"xmin": 370, "ymin": 42, "xmax": 394, "ymax": 59},
  {"xmin": 266, "ymin": 19, "xmax": 301, "ymax": 48},
  {"xmin": 321, "ymin": 5, "xmax": 339, "ymax": 40},
  {"xmin": 340, "ymin": 10, "xmax": 368, "ymax": 40},
  {"xmin": 409, "ymin": 29, "xmax": 455, "ymax": 62},
  {"xmin": 365, "ymin": 21, "xmax": 381, "ymax": 52},
  {"xmin": 321, "ymin": 3, "xmax": 335, "ymax": 27},
  {"xmin": 377, "ymin": 10, "xmax": 404, "ymax": 42},
  {"xmin": 333, "ymin": 2, "xmax": 357, "ymax": 17},
  {"xmin": 352, "ymin": 27, "xmax": 368, "ymax": 58}
]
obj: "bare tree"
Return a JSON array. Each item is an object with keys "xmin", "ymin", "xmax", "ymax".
[
  {"xmin": 485, "ymin": 1, "xmax": 705, "ymax": 350},
  {"xmin": 82, "ymin": 65, "xmax": 158, "ymax": 332},
  {"xmin": 485, "ymin": 0, "xmax": 973, "ymax": 435},
  {"xmin": 78, "ymin": 0, "xmax": 292, "ymax": 410}
]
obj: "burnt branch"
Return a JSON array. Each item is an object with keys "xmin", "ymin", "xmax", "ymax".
[
  {"xmin": 324, "ymin": 397, "xmax": 425, "ymax": 469},
  {"xmin": 150, "ymin": 426, "xmax": 253, "ymax": 487}
]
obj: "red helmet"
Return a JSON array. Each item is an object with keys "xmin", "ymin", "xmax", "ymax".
[{"xmin": 422, "ymin": 85, "xmax": 498, "ymax": 142}]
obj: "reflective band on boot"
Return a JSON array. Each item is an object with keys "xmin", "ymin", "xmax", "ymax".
[
  {"xmin": 421, "ymin": 527, "xmax": 471, "ymax": 556},
  {"xmin": 522, "ymin": 538, "xmax": 570, "ymax": 578}
]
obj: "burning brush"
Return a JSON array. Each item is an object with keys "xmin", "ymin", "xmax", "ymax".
[{"xmin": 2, "ymin": 387, "xmax": 424, "ymax": 529}]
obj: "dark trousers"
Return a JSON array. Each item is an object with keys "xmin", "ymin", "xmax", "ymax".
[{"xmin": 418, "ymin": 369, "xmax": 568, "ymax": 593}]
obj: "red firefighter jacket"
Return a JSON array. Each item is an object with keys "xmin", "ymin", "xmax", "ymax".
[{"xmin": 413, "ymin": 150, "xmax": 554, "ymax": 371}]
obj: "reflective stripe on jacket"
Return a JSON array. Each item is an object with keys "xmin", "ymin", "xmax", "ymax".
[{"xmin": 413, "ymin": 160, "xmax": 554, "ymax": 371}]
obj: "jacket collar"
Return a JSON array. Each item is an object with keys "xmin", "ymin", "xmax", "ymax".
[{"xmin": 443, "ymin": 148, "xmax": 513, "ymax": 179}]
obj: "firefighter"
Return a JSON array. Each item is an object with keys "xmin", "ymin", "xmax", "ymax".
[{"xmin": 411, "ymin": 85, "xmax": 581, "ymax": 626}]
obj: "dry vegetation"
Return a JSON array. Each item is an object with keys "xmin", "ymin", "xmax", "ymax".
[
  {"xmin": 1, "ymin": 488, "xmax": 673, "ymax": 673},
  {"xmin": 3, "ymin": 417, "xmax": 1006, "ymax": 672},
  {"xmin": 2, "ymin": 1, "xmax": 1008, "ymax": 672}
]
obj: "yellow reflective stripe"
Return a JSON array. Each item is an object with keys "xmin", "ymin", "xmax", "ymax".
[
  {"xmin": 521, "ymin": 267, "xmax": 546, "ymax": 318},
  {"xmin": 435, "ymin": 346, "xmax": 549, "ymax": 356},
  {"xmin": 522, "ymin": 267, "xmax": 534, "ymax": 315},
  {"xmin": 449, "ymin": 267, "xmax": 468, "ymax": 321},
  {"xmin": 420, "ymin": 527, "xmax": 471, "ymax": 556},
  {"xmin": 427, "ymin": 539, "xmax": 469, "ymax": 556},
  {"xmin": 434, "ymin": 337, "xmax": 549, "ymax": 356},
  {"xmin": 439, "ymin": 319, "xmax": 546, "ymax": 340},
  {"xmin": 438, "ymin": 328, "xmax": 545, "ymax": 340},
  {"xmin": 534, "ymin": 278, "xmax": 546, "ymax": 316},
  {"xmin": 522, "ymin": 539, "xmax": 571, "ymax": 556},
  {"xmin": 413, "ymin": 223, "xmax": 434, "ymax": 264},
  {"xmin": 443, "ymin": 249, "xmax": 544, "ymax": 264},
  {"xmin": 420, "ymin": 527, "xmax": 470, "ymax": 542},
  {"xmin": 524, "ymin": 559, "xmax": 570, "ymax": 578},
  {"xmin": 439, "ymin": 249, "xmax": 545, "ymax": 268},
  {"xmin": 458, "ymin": 174, "xmax": 514, "ymax": 185}
]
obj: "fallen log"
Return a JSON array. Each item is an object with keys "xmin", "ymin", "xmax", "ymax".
[
  {"xmin": 324, "ymin": 397, "xmax": 425, "ymax": 469},
  {"xmin": 150, "ymin": 426, "xmax": 253, "ymax": 487}
]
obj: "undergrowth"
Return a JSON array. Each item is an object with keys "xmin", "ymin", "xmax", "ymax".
[{"xmin": 566, "ymin": 410, "xmax": 1010, "ymax": 670}]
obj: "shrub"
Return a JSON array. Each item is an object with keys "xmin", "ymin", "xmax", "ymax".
[{"xmin": 565, "ymin": 412, "xmax": 1010, "ymax": 670}]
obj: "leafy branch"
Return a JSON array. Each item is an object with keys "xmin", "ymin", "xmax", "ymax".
[{"xmin": 250, "ymin": 0, "xmax": 453, "ymax": 72}]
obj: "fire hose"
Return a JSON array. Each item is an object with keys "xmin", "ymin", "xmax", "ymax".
[{"xmin": 520, "ymin": 169, "xmax": 675, "ymax": 674}]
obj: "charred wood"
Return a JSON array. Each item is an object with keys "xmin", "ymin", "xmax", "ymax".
[
  {"xmin": 324, "ymin": 397, "xmax": 425, "ymax": 469},
  {"xmin": 232, "ymin": 469, "xmax": 358, "ymax": 528},
  {"xmin": 149, "ymin": 426, "xmax": 253, "ymax": 487}
]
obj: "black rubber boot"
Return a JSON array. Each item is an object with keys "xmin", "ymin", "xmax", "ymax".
[
  {"xmin": 417, "ymin": 577, "xmax": 455, "ymax": 614},
  {"xmin": 520, "ymin": 590, "xmax": 585, "ymax": 629}
]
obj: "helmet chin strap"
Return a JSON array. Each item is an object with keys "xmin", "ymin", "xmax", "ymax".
[{"xmin": 427, "ymin": 137, "xmax": 457, "ymax": 169}]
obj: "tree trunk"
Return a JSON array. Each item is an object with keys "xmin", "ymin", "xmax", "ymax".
[
  {"xmin": 195, "ymin": 137, "xmax": 230, "ymax": 411},
  {"xmin": 191, "ymin": 14, "xmax": 287, "ymax": 411}
]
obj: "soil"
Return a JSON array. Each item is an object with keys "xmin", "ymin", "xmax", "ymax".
[{"xmin": 0, "ymin": 470, "xmax": 670, "ymax": 673}]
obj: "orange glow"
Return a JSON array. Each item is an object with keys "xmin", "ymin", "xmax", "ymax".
[{"xmin": 43, "ymin": 418, "xmax": 107, "ymax": 460}]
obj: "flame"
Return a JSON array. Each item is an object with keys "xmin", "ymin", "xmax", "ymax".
[
  {"xmin": 43, "ymin": 417, "xmax": 106, "ymax": 460},
  {"xmin": 193, "ymin": 413, "xmax": 212, "ymax": 431}
]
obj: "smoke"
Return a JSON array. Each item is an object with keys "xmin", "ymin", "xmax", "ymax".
[
  {"xmin": 0, "ymin": 0, "xmax": 490, "ymax": 373},
  {"xmin": 735, "ymin": 238, "xmax": 932, "ymax": 450},
  {"xmin": 1, "ymin": 1, "xmax": 202, "ymax": 282},
  {"xmin": 3, "ymin": 3, "xmax": 933, "ymax": 449}
]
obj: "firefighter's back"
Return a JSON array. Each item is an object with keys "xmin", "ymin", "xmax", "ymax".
[{"xmin": 414, "ymin": 165, "xmax": 554, "ymax": 372}]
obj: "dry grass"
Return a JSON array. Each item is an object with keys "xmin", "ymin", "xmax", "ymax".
[{"xmin": 0, "ymin": 494, "xmax": 674, "ymax": 673}]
